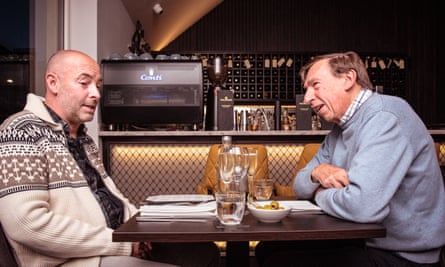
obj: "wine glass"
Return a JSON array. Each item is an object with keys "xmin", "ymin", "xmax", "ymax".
[
  {"xmin": 246, "ymin": 147, "xmax": 258, "ymax": 204},
  {"xmin": 231, "ymin": 146, "xmax": 249, "ymax": 191},
  {"xmin": 216, "ymin": 146, "xmax": 235, "ymax": 192}
]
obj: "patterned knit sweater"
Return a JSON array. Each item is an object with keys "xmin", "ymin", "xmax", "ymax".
[{"xmin": 0, "ymin": 94, "xmax": 137, "ymax": 267}]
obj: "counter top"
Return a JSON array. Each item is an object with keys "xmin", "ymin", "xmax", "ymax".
[
  {"xmin": 98, "ymin": 130, "xmax": 331, "ymax": 137},
  {"xmin": 99, "ymin": 129, "xmax": 445, "ymax": 139},
  {"xmin": 429, "ymin": 130, "xmax": 445, "ymax": 135}
]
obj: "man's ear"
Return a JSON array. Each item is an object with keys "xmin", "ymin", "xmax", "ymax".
[
  {"xmin": 343, "ymin": 69, "xmax": 356, "ymax": 91},
  {"xmin": 45, "ymin": 72, "xmax": 58, "ymax": 95}
]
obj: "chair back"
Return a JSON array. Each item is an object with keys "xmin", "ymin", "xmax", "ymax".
[
  {"xmin": 196, "ymin": 144, "xmax": 269, "ymax": 195},
  {"xmin": 0, "ymin": 223, "xmax": 18, "ymax": 267}
]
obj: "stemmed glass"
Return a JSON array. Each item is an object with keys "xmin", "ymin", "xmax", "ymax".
[
  {"xmin": 216, "ymin": 145, "xmax": 235, "ymax": 193},
  {"xmin": 231, "ymin": 146, "xmax": 249, "ymax": 192},
  {"xmin": 246, "ymin": 147, "xmax": 258, "ymax": 204}
]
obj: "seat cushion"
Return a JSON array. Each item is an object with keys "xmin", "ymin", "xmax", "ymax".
[{"xmin": 196, "ymin": 144, "xmax": 269, "ymax": 195}]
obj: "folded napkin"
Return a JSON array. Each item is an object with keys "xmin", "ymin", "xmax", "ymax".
[
  {"xmin": 139, "ymin": 201, "xmax": 217, "ymax": 219},
  {"xmin": 282, "ymin": 200, "xmax": 323, "ymax": 214}
]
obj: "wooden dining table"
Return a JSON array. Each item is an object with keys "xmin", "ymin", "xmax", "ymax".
[{"xmin": 113, "ymin": 210, "xmax": 386, "ymax": 267}]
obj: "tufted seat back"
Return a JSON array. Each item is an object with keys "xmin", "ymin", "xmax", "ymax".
[{"xmin": 196, "ymin": 144, "xmax": 269, "ymax": 195}]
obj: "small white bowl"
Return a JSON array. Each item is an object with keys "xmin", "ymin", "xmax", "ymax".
[
  {"xmin": 139, "ymin": 53, "xmax": 153, "ymax": 60},
  {"xmin": 156, "ymin": 54, "xmax": 169, "ymax": 60},
  {"xmin": 248, "ymin": 201, "xmax": 291, "ymax": 223},
  {"xmin": 123, "ymin": 52, "xmax": 138, "ymax": 60},
  {"xmin": 170, "ymin": 53, "xmax": 181, "ymax": 60}
]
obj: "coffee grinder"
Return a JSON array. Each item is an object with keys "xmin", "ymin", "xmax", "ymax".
[{"xmin": 205, "ymin": 57, "xmax": 234, "ymax": 130}]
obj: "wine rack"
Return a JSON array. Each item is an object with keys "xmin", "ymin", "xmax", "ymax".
[{"xmin": 177, "ymin": 52, "xmax": 408, "ymax": 106}]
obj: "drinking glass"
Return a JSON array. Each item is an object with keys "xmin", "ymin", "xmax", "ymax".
[
  {"xmin": 215, "ymin": 191, "xmax": 246, "ymax": 226},
  {"xmin": 253, "ymin": 178, "xmax": 274, "ymax": 200},
  {"xmin": 246, "ymin": 147, "xmax": 258, "ymax": 204},
  {"xmin": 231, "ymin": 146, "xmax": 249, "ymax": 191},
  {"xmin": 216, "ymin": 146, "xmax": 235, "ymax": 193}
]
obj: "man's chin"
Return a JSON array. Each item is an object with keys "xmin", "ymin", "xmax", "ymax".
[
  {"xmin": 82, "ymin": 114, "xmax": 95, "ymax": 123},
  {"xmin": 321, "ymin": 116, "xmax": 332, "ymax": 122},
  {"xmin": 319, "ymin": 114, "xmax": 333, "ymax": 123}
]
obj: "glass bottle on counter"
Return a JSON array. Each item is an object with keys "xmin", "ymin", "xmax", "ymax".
[
  {"xmin": 281, "ymin": 108, "xmax": 290, "ymax": 130},
  {"xmin": 274, "ymin": 99, "xmax": 281, "ymax": 130}
]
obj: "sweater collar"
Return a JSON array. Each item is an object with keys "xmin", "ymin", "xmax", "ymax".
[
  {"xmin": 23, "ymin": 93, "xmax": 86, "ymax": 138},
  {"xmin": 44, "ymin": 104, "xmax": 86, "ymax": 139},
  {"xmin": 339, "ymin": 89, "xmax": 373, "ymax": 127}
]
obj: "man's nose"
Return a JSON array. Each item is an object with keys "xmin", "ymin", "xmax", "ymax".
[
  {"xmin": 303, "ymin": 88, "xmax": 313, "ymax": 104},
  {"xmin": 90, "ymin": 86, "xmax": 101, "ymax": 99}
]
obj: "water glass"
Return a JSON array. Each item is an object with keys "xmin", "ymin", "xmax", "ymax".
[
  {"xmin": 215, "ymin": 192, "xmax": 246, "ymax": 226},
  {"xmin": 217, "ymin": 146, "xmax": 235, "ymax": 191},
  {"xmin": 253, "ymin": 179, "xmax": 273, "ymax": 200}
]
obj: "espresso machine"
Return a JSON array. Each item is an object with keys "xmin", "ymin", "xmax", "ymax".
[{"xmin": 100, "ymin": 60, "xmax": 204, "ymax": 130}]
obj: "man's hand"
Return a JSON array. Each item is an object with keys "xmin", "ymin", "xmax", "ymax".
[
  {"xmin": 132, "ymin": 242, "xmax": 152, "ymax": 259},
  {"xmin": 311, "ymin": 163, "xmax": 349, "ymax": 189}
]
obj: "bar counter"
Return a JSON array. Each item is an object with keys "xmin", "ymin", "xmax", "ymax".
[
  {"xmin": 99, "ymin": 129, "xmax": 445, "ymax": 139},
  {"xmin": 99, "ymin": 130, "xmax": 445, "ymax": 205},
  {"xmin": 99, "ymin": 130, "xmax": 330, "ymax": 143}
]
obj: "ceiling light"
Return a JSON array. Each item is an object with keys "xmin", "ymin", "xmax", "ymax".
[{"xmin": 153, "ymin": 3, "xmax": 163, "ymax": 15}]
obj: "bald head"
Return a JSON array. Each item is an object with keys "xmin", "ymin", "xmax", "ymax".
[
  {"xmin": 44, "ymin": 50, "xmax": 102, "ymax": 136},
  {"xmin": 46, "ymin": 50, "xmax": 97, "ymax": 78}
]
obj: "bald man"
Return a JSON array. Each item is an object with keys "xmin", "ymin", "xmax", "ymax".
[{"xmin": 0, "ymin": 50, "xmax": 220, "ymax": 267}]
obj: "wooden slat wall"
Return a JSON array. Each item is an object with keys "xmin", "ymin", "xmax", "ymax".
[{"xmin": 164, "ymin": 0, "xmax": 442, "ymax": 126}]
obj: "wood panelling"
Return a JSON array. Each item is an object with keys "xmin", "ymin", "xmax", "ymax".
[{"xmin": 163, "ymin": 0, "xmax": 442, "ymax": 126}]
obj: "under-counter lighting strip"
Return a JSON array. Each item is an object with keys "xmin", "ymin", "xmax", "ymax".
[{"xmin": 107, "ymin": 143, "xmax": 444, "ymax": 206}]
